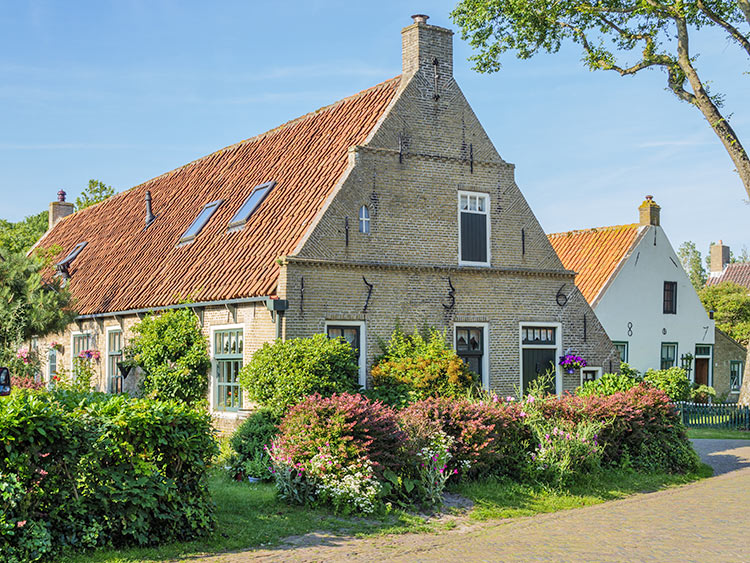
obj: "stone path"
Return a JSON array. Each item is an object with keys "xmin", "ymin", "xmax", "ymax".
[{"xmin": 190, "ymin": 440, "xmax": 750, "ymax": 563}]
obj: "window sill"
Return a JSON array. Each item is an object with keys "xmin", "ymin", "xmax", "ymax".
[{"xmin": 459, "ymin": 260, "xmax": 491, "ymax": 268}]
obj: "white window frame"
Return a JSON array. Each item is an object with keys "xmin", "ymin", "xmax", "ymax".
[
  {"xmin": 453, "ymin": 322, "xmax": 490, "ymax": 391},
  {"xmin": 105, "ymin": 326, "xmax": 124, "ymax": 394},
  {"xmin": 324, "ymin": 320, "xmax": 367, "ymax": 388},
  {"xmin": 209, "ymin": 323, "xmax": 245, "ymax": 418},
  {"xmin": 580, "ymin": 366, "xmax": 603, "ymax": 386},
  {"xmin": 359, "ymin": 205, "xmax": 370, "ymax": 234},
  {"xmin": 47, "ymin": 348, "xmax": 58, "ymax": 382},
  {"xmin": 518, "ymin": 322, "xmax": 563, "ymax": 397},
  {"xmin": 70, "ymin": 331, "xmax": 93, "ymax": 371},
  {"xmin": 457, "ymin": 190, "xmax": 491, "ymax": 267}
]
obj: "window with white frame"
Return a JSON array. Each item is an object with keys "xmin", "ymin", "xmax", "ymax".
[
  {"xmin": 660, "ymin": 343, "xmax": 678, "ymax": 370},
  {"xmin": 581, "ymin": 367, "xmax": 602, "ymax": 384},
  {"xmin": 326, "ymin": 321, "xmax": 366, "ymax": 387},
  {"xmin": 47, "ymin": 348, "xmax": 57, "ymax": 381},
  {"xmin": 359, "ymin": 205, "xmax": 370, "ymax": 234},
  {"xmin": 730, "ymin": 361, "xmax": 743, "ymax": 393},
  {"xmin": 107, "ymin": 329, "xmax": 123, "ymax": 394},
  {"xmin": 213, "ymin": 328, "xmax": 244, "ymax": 411},
  {"xmin": 458, "ymin": 191, "xmax": 490, "ymax": 265},
  {"xmin": 455, "ymin": 326, "xmax": 484, "ymax": 378}
]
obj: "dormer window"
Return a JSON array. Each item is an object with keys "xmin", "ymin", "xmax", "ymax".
[
  {"xmin": 228, "ymin": 181, "xmax": 275, "ymax": 232},
  {"xmin": 359, "ymin": 205, "xmax": 370, "ymax": 234},
  {"xmin": 55, "ymin": 241, "xmax": 88, "ymax": 279},
  {"xmin": 179, "ymin": 200, "xmax": 222, "ymax": 245},
  {"xmin": 458, "ymin": 191, "xmax": 490, "ymax": 266}
]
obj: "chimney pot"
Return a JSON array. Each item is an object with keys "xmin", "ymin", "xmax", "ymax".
[
  {"xmin": 709, "ymin": 241, "xmax": 730, "ymax": 275},
  {"xmin": 57, "ymin": 189, "xmax": 67, "ymax": 202},
  {"xmin": 411, "ymin": 14, "xmax": 429, "ymax": 23}
]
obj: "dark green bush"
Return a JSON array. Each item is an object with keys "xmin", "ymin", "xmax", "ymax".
[
  {"xmin": 0, "ymin": 389, "xmax": 217, "ymax": 561},
  {"xmin": 126, "ymin": 308, "xmax": 210, "ymax": 403},
  {"xmin": 229, "ymin": 408, "xmax": 280, "ymax": 480},
  {"xmin": 576, "ymin": 371, "xmax": 641, "ymax": 397},
  {"xmin": 369, "ymin": 328, "xmax": 479, "ymax": 408},
  {"xmin": 643, "ymin": 367, "xmax": 692, "ymax": 402},
  {"xmin": 238, "ymin": 334, "xmax": 360, "ymax": 416}
]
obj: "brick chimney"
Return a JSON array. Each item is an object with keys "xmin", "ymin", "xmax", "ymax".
[
  {"xmin": 638, "ymin": 195, "xmax": 660, "ymax": 226},
  {"xmin": 49, "ymin": 190, "xmax": 74, "ymax": 229},
  {"xmin": 401, "ymin": 14, "xmax": 454, "ymax": 78},
  {"xmin": 709, "ymin": 240, "xmax": 730, "ymax": 275}
]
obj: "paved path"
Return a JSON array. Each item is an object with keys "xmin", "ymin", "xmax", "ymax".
[{"xmin": 192, "ymin": 440, "xmax": 750, "ymax": 563}]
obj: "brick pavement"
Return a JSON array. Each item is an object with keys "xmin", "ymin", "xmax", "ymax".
[{"xmin": 190, "ymin": 440, "xmax": 750, "ymax": 563}]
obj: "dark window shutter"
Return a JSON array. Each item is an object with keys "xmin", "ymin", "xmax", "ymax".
[{"xmin": 461, "ymin": 212, "xmax": 487, "ymax": 263}]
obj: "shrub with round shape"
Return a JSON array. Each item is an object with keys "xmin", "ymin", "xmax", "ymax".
[
  {"xmin": 643, "ymin": 367, "xmax": 692, "ymax": 402},
  {"xmin": 229, "ymin": 407, "xmax": 279, "ymax": 480}
]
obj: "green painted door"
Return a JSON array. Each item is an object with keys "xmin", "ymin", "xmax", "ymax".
[{"xmin": 522, "ymin": 348, "xmax": 556, "ymax": 394}]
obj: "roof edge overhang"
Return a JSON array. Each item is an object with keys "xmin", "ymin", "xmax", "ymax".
[{"xmin": 75, "ymin": 295, "xmax": 281, "ymax": 321}]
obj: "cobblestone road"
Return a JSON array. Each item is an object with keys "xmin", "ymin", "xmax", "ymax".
[{"xmin": 193, "ymin": 439, "xmax": 750, "ymax": 563}]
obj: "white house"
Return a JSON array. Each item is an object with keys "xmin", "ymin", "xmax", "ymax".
[{"xmin": 548, "ymin": 197, "xmax": 716, "ymax": 383}]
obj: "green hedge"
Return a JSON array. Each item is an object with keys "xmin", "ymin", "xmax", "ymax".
[{"xmin": 0, "ymin": 390, "xmax": 217, "ymax": 562}]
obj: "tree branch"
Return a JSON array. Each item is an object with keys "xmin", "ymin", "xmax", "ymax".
[
  {"xmin": 697, "ymin": 0, "xmax": 750, "ymax": 57},
  {"xmin": 738, "ymin": 0, "xmax": 750, "ymax": 28}
]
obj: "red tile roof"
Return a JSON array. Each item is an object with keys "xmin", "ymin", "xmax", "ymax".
[
  {"xmin": 38, "ymin": 77, "xmax": 401, "ymax": 315},
  {"xmin": 547, "ymin": 224, "xmax": 641, "ymax": 305},
  {"xmin": 706, "ymin": 263, "xmax": 750, "ymax": 289}
]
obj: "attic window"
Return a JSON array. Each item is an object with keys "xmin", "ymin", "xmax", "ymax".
[
  {"xmin": 179, "ymin": 200, "xmax": 223, "ymax": 245},
  {"xmin": 55, "ymin": 241, "xmax": 88, "ymax": 279},
  {"xmin": 227, "ymin": 181, "xmax": 275, "ymax": 232}
]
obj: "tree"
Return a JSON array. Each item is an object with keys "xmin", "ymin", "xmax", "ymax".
[
  {"xmin": 75, "ymin": 179, "xmax": 115, "ymax": 211},
  {"xmin": 677, "ymin": 241, "xmax": 707, "ymax": 291},
  {"xmin": 452, "ymin": 1, "xmax": 750, "ymax": 199},
  {"xmin": 0, "ymin": 248, "xmax": 76, "ymax": 365},
  {"xmin": 698, "ymin": 281, "xmax": 750, "ymax": 345},
  {"xmin": 0, "ymin": 211, "xmax": 49, "ymax": 254}
]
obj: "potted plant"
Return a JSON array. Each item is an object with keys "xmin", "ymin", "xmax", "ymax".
[{"xmin": 559, "ymin": 352, "xmax": 587, "ymax": 374}]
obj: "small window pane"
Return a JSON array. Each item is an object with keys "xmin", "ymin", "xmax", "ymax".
[
  {"xmin": 180, "ymin": 200, "xmax": 222, "ymax": 243},
  {"xmin": 460, "ymin": 195, "xmax": 469, "ymax": 210},
  {"xmin": 228, "ymin": 182, "xmax": 274, "ymax": 230},
  {"xmin": 477, "ymin": 196, "xmax": 486, "ymax": 212},
  {"xmin": 359, "ymin": 205, "xmax": 370, "ymax": 234}
]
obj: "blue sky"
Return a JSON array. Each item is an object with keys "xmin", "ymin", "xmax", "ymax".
[{"xmin": 1, "ymin": 1, "xmax": 748, "ymax": 259}]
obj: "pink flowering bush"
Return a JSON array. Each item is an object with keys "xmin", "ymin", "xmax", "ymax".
[{"xmin": 400, "ymin": 396, "xmax": 531, "ymax": 479}]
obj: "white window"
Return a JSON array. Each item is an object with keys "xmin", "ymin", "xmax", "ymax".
[
  {"xmin": 71, "ymin": 332, "xmax": 93, "ymax": 370},
  {"xmin": 107, "ymin": 329, "xmax": 123, "ymax": 393},
  {"xmin": 519, "ymin": 323, "xmax": 562, "ymax": 396},
  {"xmin": 613, "ymin": 341, "xmax": 628, "ymax": 363},
  {"xmin": 581, "ymin": 367, "xmax": 602, "ymax": 385},
  {"xmin": 47, "ymin": 349, "xmax": 58, "ymax": 382},
  {"xmin": 325, "ymin": 321, "xmax": 366, "ymax": 388},
  {"xmin": 458, "ymin": 191, "xmax": 490, "ymax": 266},
  {"xmin": 359, "ymin": 205, "xmax": 370, "ymax": 234}
]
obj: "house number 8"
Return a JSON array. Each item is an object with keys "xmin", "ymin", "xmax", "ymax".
[{"xmin": 627, "ymin": 322, "xmax": 633, "ymax": 337}]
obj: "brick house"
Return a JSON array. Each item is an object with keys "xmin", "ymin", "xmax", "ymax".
[
  {"xmin": 546, "ymin": 197, "xmax": 749, "ymax": 397},
  {"xmin": 34, "ymin": 15, "xmax": 617, "ymax": 428}
]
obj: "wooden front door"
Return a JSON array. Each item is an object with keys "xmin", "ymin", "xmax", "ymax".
[
  {"xmin": 522, "ymin": 348, "xmax": 556, "ymax": 395},
  {"xmin": 694, "ymin": 358, "xmax": 709, "ymax": 386}
]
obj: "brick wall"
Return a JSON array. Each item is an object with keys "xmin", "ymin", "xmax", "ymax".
[{"xmin": 713, "ymin": 328, "xmax": 746, "ymax": 402}]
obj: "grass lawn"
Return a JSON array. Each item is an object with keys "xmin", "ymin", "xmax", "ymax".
[
  {"xmin": 687, "ymin": 428, "xmax": 750, "ymax": 440},
  {"xmin": 61, "ymin": 464, "xmax": 712, "ymax": 563}
]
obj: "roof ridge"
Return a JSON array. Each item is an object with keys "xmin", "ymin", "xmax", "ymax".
[
  {"xmin": 127, "ymin": 75, "xmax": 402, "ymax": 193},
  {"xmin": 547, "ymin": 223, "xmax": 640, "ymax": 238}
]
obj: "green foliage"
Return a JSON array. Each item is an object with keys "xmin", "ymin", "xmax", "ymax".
[
  {"xmin": 239, "ymin": 334, "xmax": 360, "ymax": 416},
  {"xmin": 577, "ymin": 371, "xmax": 641, "ymax": 397},
  {"xmin": 369, "ymin": 327, "xmax": 479, "ymax": 408},
  {"xmin": 690, "ymin": 384, "xmax": 716, "ymax": 403},
  {"xmin": 74, "ymin": 179, "xmax": 115, "ymax": 211},
  {"xmin": 0, "ymin": 211, "xmax": 48, "ymax": 254},
  {"xmin": 619, "ymin": 362, "xmax": 640, "ymax": 379},
  {"xmin": 0, "ymin": 249, "xmax": 75, "ymax": 364},
  {"xmin": 678, "ymin": 241, "xmax": 707, "ymax": 291},
  {"xmin": 0, "ymin": 390, "xmax": 217, "ymax": 560},
  {"xmin": 699, "ymin": 281, "xmax": 750, "ymax": 345},
  {"xmin": 126, "ymin": 308, "xmax": 210, "ymax": 404},
  {"xmin": 643, "ymin": 367, "xmax": 692, "ymax": 402},
  {"xmin": 229, "ymin": 408, "xmax": 280, "ymax": 480}
]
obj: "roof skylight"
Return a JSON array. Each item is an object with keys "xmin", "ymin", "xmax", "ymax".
[
  {"xmin": 227, "ymin": 181, "xmax": 275, "ymax": 231},
  {"xmin": 179, "ymin": 200, "xmax": 223, "ymax": 245}
]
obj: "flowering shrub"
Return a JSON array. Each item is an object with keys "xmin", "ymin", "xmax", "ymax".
[
  {"xmin": 415, "ymin": 431, "xmax": 455, "ymax": 505},
  {"xmin": 369, "ymin": 328, "xmax": 478, "ymax": 408},
  {"xmin": 400, "ymin": 396, "xmax": 530, "ymax": 479},
  {"xmin": 559, "ymin": 352, "xmax": 586, "ymax": 373},
  {"xmin": 77, "ymin": 349, "xmax": 100, "ymax": 361}
]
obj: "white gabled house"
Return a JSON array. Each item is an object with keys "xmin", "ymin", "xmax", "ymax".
[{"xmin": 549, "ymin": 197, "xmax": 716, "ymax": 383}]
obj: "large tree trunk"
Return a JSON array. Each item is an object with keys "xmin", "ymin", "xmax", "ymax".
[
  {"xmin": 739, "ymin": 346, "xmax": 750, "ymax": 406},
  {"xmin": 675, "ymin": 18, "xmax": 750, "ymax": 200}
]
